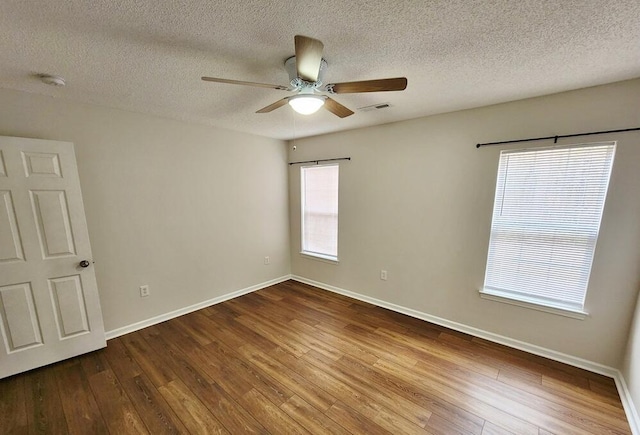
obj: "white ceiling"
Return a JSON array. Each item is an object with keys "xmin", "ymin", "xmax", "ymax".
[{"xmin": 1, "ymin": 1, "xmax": 639, "ymax": 140}]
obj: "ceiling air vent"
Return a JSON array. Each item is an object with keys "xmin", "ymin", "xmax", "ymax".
[{"xmin": 357, "ymin": 103, "xmax": 392, "ymax": 112}]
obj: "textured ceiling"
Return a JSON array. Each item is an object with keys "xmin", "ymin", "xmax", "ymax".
[{"xmin": 1, "ymin": 0, "xmax": 639, "ymax": 140}]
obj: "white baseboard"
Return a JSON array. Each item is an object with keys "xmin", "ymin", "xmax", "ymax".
[
  {"xmin": 613, "ymin": 370, "xmax": 640, "ymax": 435},
  {"xmin": 291, "ymin": 275, "xmax": 639, "ymax": 434},
  {"xmin": 105, "ymin": 275, "xmax": 291, "ymax": 340}
]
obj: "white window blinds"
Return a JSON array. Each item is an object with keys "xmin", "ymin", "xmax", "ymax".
[
  {"xmin": 483, "ymin": 142, "xmax": 615, "ymax": 312},
  {"xmin": 301, "ymin": 165, "xmax": 339, "ymax": 260}
]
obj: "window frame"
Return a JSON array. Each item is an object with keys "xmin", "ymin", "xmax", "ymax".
[
  {"xmin": 300, "ymin": 164, "xmax": 340, "ymax": 263},
  {"xmin": 479, "ymin": 141, "xmax": 616, "ymax": 319}
]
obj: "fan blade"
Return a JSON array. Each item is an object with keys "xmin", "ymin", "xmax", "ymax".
[
  {"xmin": 327, "ymin": 77, "xmax": 407, "ymax": 94},
  {"xmin": 202, "ymin": 77, "xmax": 288, "ymax": 91},
  {"xmin": 324, "ymin": 98, "xmax": 354, "ymax": 118},
  {"xmin": 256, "ymin": 98, "xmax": 290, "ymax": 113},
  {"xmin": 295, "ymin": 35, "xmax": 324, "ymax": 82}
]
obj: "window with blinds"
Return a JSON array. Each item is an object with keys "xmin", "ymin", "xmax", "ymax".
[
  {"xmin": 481, "ymin": 142, "xmax": 616, "ymax": 315},
  {"xmin": 301, "ymin": 164, "xmax": 339, "ymax": 261}
]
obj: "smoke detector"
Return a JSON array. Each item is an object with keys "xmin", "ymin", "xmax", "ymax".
[{"xmin": 39, "ymin": 74, "xmax": 66, "ymax": 87}]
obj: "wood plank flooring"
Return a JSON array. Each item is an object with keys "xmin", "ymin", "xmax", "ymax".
[{"xmin": 0, "ymin": 280, "xmax": 631, "ymax": 434}]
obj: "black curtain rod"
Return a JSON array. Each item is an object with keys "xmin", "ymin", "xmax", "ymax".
[
  {"xmin": 288, "ymin": 157, "xmax": 351, "ymax": 166},
  {"xmin": 476, "ymin": 127, "xmax": 640, "ymax": 148}
]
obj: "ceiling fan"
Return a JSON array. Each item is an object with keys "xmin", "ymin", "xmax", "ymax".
[{"xmin": 202, "ymin": 35, "xmax": 407, "ymax": 118}]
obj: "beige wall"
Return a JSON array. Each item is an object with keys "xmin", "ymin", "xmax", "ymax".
[
  {"xmin": 0, "ymin": 88, "xmax": 291, "ymax": 332},
  {"xmin": 289, "ymin": 79, "xmax": 640, "ymax": 367},
  {"xmin": 623, "ymin": 292, "xmax": 640, "ymax": 422},
  {"xmin": 2, "ymin": 78, "xmax": 639, "ymax": 369}
]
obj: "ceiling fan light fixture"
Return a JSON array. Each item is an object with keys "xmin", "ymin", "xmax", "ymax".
[{"xmin": 288, "ymin": 94, "xmax": 325, "ymax": 115}]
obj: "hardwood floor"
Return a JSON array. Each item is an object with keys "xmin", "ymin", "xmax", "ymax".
[{"xmin": 0, "ymin": 280, "xmax": 631, "ymax": 434}]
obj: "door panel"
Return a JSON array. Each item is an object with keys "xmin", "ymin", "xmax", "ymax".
[
  {"xmin": 49, "ymin": 275, "xmax": 90, "ymax": 338},
  {"xmin": 22, "ymin": 152, "xmax": 62, "ymax": 178},
  {"xmin": 30, "ymin": 190, "xmax": 76, "ymax": 258},
  {"xmin": 0, "ymin": 190, "xmax": 25, "ymax": 262},
  {"xmin": 0, "ymin": 136, "xmax": 105, "ymax": 378},
  {"xmin": 0, "ymin": 283, "xmax": 43, "ymax": 352}
]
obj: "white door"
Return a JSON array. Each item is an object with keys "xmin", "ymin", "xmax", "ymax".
[{"xmin": 0, "ymin": 136, "xmax": 105, "ymax": 379}]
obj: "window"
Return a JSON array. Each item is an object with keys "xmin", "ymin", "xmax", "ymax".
[
  {"xmin": 301, "ymin": 164, "xmax": 339, "ymax": 261},
  {"xmin": 481, "ymin": 142, "xmax": 615, "ymax": 317}
]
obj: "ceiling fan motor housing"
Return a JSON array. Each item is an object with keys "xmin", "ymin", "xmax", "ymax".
[{"xmin": 285, "ymin": 56, "xmax": 328, "ymax": 87}]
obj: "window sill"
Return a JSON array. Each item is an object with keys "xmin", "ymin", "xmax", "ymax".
[
  {"xmin": 300, "ymin": 251, "xmax": 339, "ymax": 264},
  {"xmin": 479, "ymin": 289, "xmax": 588, "ymax": 320}
]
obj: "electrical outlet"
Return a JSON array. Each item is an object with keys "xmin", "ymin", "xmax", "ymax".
[
  {"xmin": 140, "ymin": 285, "xmax": 150, "ymax": 297},
  {"xmin": 380, "ymin": 270, "xmax": 387, "ymax": 281},
  {"xmin": 264, "ymin": 256, "xmax": 270, "ymax": 265}
]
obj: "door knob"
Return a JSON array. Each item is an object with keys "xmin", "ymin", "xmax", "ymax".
[{"xmin": 79, "ymin": 260, "xmax": 91, "ymax": 268}]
